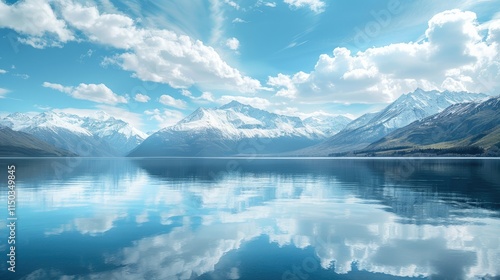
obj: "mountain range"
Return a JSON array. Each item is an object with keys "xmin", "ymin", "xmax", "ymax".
[
  {"xmin": 358, "ymin": 95, "xmax": 500, "ymax": 156},
  {"xmin": 128, "ymin": 101, "xmax": 350, "ymax": 156},
  {"xmin": 0, "ymin": 111, "xmax": 147, "ymax": 156},
  {"xmin": 1, "ymin": 89, "xmax": 498, "ymax": 157},
  {"xmin": 289, "ymin": 89, "xmax": 489, "ymax": 156}
]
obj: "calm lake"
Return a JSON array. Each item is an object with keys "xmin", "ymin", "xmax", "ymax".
[{"xmin": 1, "ymin": 158, "xmax": 499, "ymax": 280}]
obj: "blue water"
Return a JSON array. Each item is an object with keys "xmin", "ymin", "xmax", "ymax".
[{"xmin": 0, "ymin": 158, "xmax": 499, "ymax": 280}]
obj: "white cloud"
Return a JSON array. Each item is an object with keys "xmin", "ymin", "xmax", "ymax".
[
  {"xmin": 180, "ymin": 89, "xmax": 192, "ymax": 97},
  {"xmin": 95, "ymin": 105, "xmax": 144, "ymax": 129},
  {"xmin": 216, "ymin": 96, "xmax": 271, "ymax": 109},
  {"xmin": 181, "ymin": 90, "xmax": 215, "ymax": 102},
  {"xmin": 0, "ymin": 69, "xmax": 7, "ymax": 74},
  {"xmin": 134, "ymin": 93, "xmax": 150, "ymax": 103},
  {"xmin": 267, "ymin": 72, "xmax": 309, "ymax": 99},
  {"xmin": 256, "ymin": 0, "xmax": 277, "ymax": 8},
  {"xmin": 43, "ymin": 82, "xmax": 128, "ymax": 105},
  {"xmin": 159, "ymin": 94, "xmax": 187, "ymax": 109},
  {"xmin": 284, "ymin": 0, "xmax": 325, "ymax": 13},
  {"xmin": 61, "ymin": 2, "xmax": 141, "ymax": 49},
  {"xmin": 223, "ymin": 0, "xmax": 240, "ymax": 10},
  {"xmin": 199, "ymin": 92, "xmax": 215, "ymax": 102},
  {"xmin": 232, "ymin": 18, "xmax": 247, "ymax": 23},
  {"xmin": 226, "ymin": 37, "xmax": 240, "ymax": 50},
  {"xmin": 0, "ymin": 0, "xmax": 74, "ymax": 48},
  {"xmin": 268, "ymin": 9, "xmax": 500, "ymax": 104},
  {"xmin": 58, "ymin": 1, "xmax": 262, "ymax": 93},
  {"xmin": 144, "ymin": 108, "xmax": 185, "ymax": 128},
  {"xmin": 0, "ymin": 1, "xmax": 262, "ymax": 93},
  {"xmin": 42, "ymin": 82, "xmax": 72, "ymax": 93}
]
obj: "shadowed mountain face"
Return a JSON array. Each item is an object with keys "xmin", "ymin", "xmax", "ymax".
[
  {"xmin": 289, "ymin": 89, "xmax": 489, "ymax": 156},
  {"xmin": 128, "ymin": 101, "xmax": 346, "ymax": 157},
  {"xmin": 0, "ymin": 126, "xmax": 76, "ymax": 157},
  {"xmin": 363, "ymin": 96, "xmax": 500, "ymax": 156}
]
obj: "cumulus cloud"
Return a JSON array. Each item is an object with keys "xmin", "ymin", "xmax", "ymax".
[
  {"xmin": 284, "ymin": 0, "xmax": 325, "ymax": 13},
  {"xmin": 0, "ymin": 0, "xmax": 74, "ymax": 48},
  {"xmin": 63, "ymin": 0, "xmax": 261, "ymax": 92},
  {"xmin": 3, "ymin": 1, "xmax": 262, "ymax": 93},
  {"xmin": 159, "ymin": 94, "xmax": 187, "ymax": 108},
  {"xmin": 0, "ymin": 69, "xmax": 7, "ymax": 74},
  {"xmin": 223, "ymin": 0, "xmax": 240, "ymax": 10},
  {"xmin": 268, "ymin": 9, "xmax": 500, "ymax": 103},
  {"xmin": 180, "ymin": 89, "xmax": 215, "ymax": 102},
  {"xmin": 134, "ymin": 93, "xmax": 150, "ymax": 103},
  {"xmin": 180, "ymin": 89, "xmax": 192, "ymax": 97},
  {"xmin": 199, "ymin": 92, "xmax": 215, "ymax": 102},
  {"xmin": 226, "ymin": 37, "xmax": 240, "ymax": 50},
  {"xmin": 267, "ymin": 72, "xmax": 309, "ymax": 99},
  {"xmin": 145, "ymin": 108, "xmax": 185, "ymax": 128},
  {"xmin": 96, "ymin": 105, "xmax": 145, "ymax": 129},
  {"xmin": 61, "ymin": 2, "xmax": 141, "ymax": 49},
  {"xmin": 42, "ymin": 82, "xmax": 127, "ymax": 105}
]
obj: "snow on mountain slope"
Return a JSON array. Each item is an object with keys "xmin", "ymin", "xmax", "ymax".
[
  {"xmin": 289, "ymin": 89, "xmax": 489, "ymax": 155},
  {"xmin": 341, "ymin": 112, "xmax": 379, "ymax": 132},
  {"xmin": 0, "ymin": 112, "xmax": 33, "ymax": 130},
  {"xmin": 365, "ymin": 89, "xmax": 488, "ymax": 130},
  {"xmin": 168, "ymin": 101, "xmax": 324, "ymax": 139},
  {"xmin": 129, "ymin": 101, "xmax": 343, "ymax": 156},
  {"xmin": 30, "ymin": 111, "xmax": 92, "ymax": 136},
  {"xmin": 0, "ymin": 111, "xmax": 147, "ymax": 156},
  {"xmin": 303, "ymin": 115, "xmax": 352, "ymax": 137},
  {"xmin": 366, "ymin": 95, "xmax": 500, "ymax": 154}
]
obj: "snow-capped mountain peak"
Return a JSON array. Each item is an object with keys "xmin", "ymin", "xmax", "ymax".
[
  {"xmin": 164, "ymin": 102, "xmax": 325, "ymax": 140},
  {"xmin": 90, "ymin": 111, "xmax": 113, "ymax": 121},
  {"xmin": 366, "ymin": 89, "xmax": 489, "ymax": 130},
  {"xmin": 219, "ymin": 100, "xmax": 248, "ymax": 110},
  {"xmin": 0, "ymin": 113, "xmax": 32, "ymax": 130},
  {"xmin": 30, "ymin": 111, "xmax": 92, "ymax": 136},
  {"xmin": 0, "ymin": 110, "xmax": 147, "ymax": 155},
  {"xmin": 129, "ymin": 102, "xmax": 345, "ymax": 156}
]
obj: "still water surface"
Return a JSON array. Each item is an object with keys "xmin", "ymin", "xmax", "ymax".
[{"xmin": 0, "ymin": 158, "xmax": 499, "ymax": 280}]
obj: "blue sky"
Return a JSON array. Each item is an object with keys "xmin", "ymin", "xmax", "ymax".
[{"xmin": 0, "ymin": 0, "xmax": 499, "ymax": 132}]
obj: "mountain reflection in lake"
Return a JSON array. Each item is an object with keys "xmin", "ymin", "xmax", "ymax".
[{"xmin": 0, "ymin": 158, "xmax": 499, "ymax": 280}]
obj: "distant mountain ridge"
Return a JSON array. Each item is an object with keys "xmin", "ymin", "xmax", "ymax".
[
  {"xmin": 303, "ymin": 115, "xmax": 352, "ymax": 137},
  {"xmin": 289, "ymin": 89, "xmax": 489, "ymax": 156},
  {"xmin": 359, "ymin": 95, "xmax": 500, "ymax": 156},
  {"xmin": 128, "ymin": 101, "xmax": 350, "ymax": 156},
  {"xmin": 0, "ymin": 111, "xmax": 146, "ymax": 156},
  {"xmin": 1, "ymin": 90, "xmax": 496, "ymax": 158}
]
